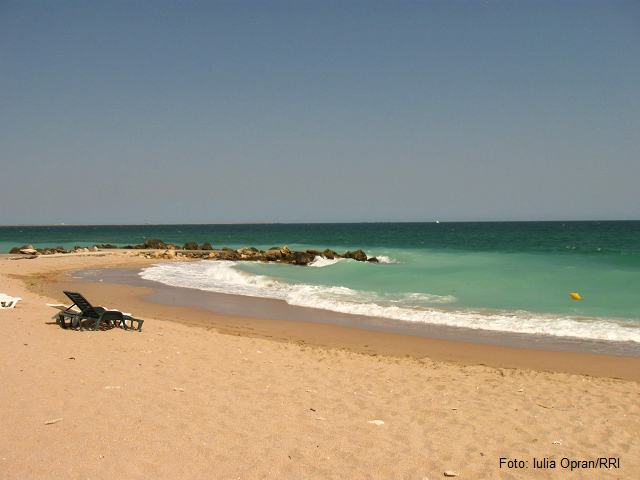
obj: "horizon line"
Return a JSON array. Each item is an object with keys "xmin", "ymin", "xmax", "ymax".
[{"xmin": 1, "ymin": 219, "xmax": 638, "ymax": 227}]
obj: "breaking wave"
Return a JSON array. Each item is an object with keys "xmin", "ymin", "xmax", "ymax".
[{"xmin": 139, "ymin": 261, "xmax": 640, "ymax": 344}]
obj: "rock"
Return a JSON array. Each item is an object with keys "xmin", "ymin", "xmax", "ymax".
[
  {"xmin": 200, "ymin": 242, "xmax": 213, "ymax": 250},
  {"xmin": 217, "ymin": 251, "xmax": 238, "ymax": 261},
  {"xmin": 367, "ymin": 257, "xmax": 379, "ymax": 263},
  {"xmin": 20, "ymin": 248, "xmax": 38, "ymax": 254},
  {"xmin": 367, "ymin": 420, "xmax": 385, "ymax": 425},
  {"xmin": 443, "ymin": 472, "xmax": 459, "ymax": 477},
  {"xmin": 9, "ymin": 247, "xmax": 21, "ymax": 254},
  {"xmin": 55, "ymin": 246, "xmax": 68, "ymax": 253},
  {"xmin": 323, "ymin": 249, "xmax": 340, "ymax": 259},
  {"xmin": 91, "ymin": 246, "xmax": 99, "ymax": 252},
  {"xmin": 306, "ymin": 249, "xmax": 324, "ymax": 256},
  {"xmin": 237, "ymin": 247, "xmax": 257, "ymax": 255},
  {"xmin": 288, "ymin": 251, "xmax": 315, "ymax": 265},
  {"xmin": 183, "ymin": 242, "xmax": 199, "ymax": 250},
  {"xmin": 342, "ymin": 249, "xmax": 368, "ymax": 262},
  {"xmin": 281, "ymin": 246, "xmax": 292, "ymax": 256},
  {"xmin": 164, "ymin": 249, "xmax": 175, "ymax": 259},
  {"xmin": 265, "ymin": 248, "xmax": 283, "ymax": 261},
  {"xmin": 222, "ymin": 247, "xmax": 236, "ymax": 253},
  {"xmin": 143, "ymin": 239, "xmax": 167, "ymax": 249}
]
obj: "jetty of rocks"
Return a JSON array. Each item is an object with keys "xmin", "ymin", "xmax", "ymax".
[{"xmin": 8, "ymin": 239, "xmax": 378, "ymax": 266}]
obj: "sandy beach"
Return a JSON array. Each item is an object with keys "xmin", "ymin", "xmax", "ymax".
[{"xmin": 1, "ymin": 253, "xmax": 639, "ymax": 479}]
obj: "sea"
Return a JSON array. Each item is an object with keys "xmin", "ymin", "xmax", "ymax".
[{"xmin": 2, "ymin": 222, "xmax": 639, "ymax": 351}]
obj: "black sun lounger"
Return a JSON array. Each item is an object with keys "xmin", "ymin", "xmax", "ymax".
[{"xmin": 56, "ymin": 291, "xmax": 144, "ymax": 331}]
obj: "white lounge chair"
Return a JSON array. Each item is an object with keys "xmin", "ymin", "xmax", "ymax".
[{"xmin": 0, "ymin": 294, "xmax": 22, "ymax": 309}]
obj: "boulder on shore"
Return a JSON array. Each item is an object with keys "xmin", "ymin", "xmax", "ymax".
[{"xmin": 183, "ymin": 242, "xmax": 199, "ymax": 250}]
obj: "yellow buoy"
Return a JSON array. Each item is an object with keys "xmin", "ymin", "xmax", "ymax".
[{"xmin": 569, "ymin": 292, "xmax": 581, "ymax": 300}]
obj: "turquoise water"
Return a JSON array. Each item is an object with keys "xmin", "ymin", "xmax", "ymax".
[{"xmin": 2, "ymin": 222, "xmax": 639, "ymax": 343}]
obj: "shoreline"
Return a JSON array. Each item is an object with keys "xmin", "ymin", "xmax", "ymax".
[
  {"xmin": 83, "ymin": 265, "xmax": 640, "ymax": 358},
  {"xmin": 2, "ymin": 253, "xmax": 639, "ymax": 478},
  {"xmin": 27, "ymin": 254, "xmax": 640, "ymax": 381}
]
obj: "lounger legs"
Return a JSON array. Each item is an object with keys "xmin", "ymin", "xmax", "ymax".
[
  {"xmin": 120, "ymin": 318, "xmax": 144, "ymax": 332},
  {"xmin": 56, "ymin": 314, "xmax": 73, "ymax": 329},
  {"xmin": 56, "ymin": 313, "xmax": 142, "ymax": 332}
]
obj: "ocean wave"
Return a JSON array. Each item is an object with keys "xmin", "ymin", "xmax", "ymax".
[
  {"xmin": 403, "ymin": 292, "xmax": 456, "ymax": 304},
  {"xmin": 139, "ymin": 261, "xmax": 640, "ymax": 344},
  {"xmin": 376, "ymin": 255, "xmax": 400, "ymax": 264},
  {"xmin": 308, "ymin": 256, "xmax": 343, "ymax": 267}
]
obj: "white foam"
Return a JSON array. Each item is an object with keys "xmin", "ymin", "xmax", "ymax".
[
  {"xmin": 376, "ymin": 255, "xmax": 400, "ymax": 264},
  {"xmin": 308, "ymin": 256, "xmax": 343, "ymax": 267},
  {"xmin": 139, "ymin": 261, "xmax": 640, "ymax": 344},
  {"xmin": 140, "ymin": 261, "xmax": 290, "ymax": 299},
  {"xmin": 403, "ymin": 292, "xmax": 456, "ymax": 304}
]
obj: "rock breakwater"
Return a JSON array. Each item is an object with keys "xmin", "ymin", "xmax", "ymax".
[{"xmin": 8, "ymin": 239, "xmax": 378, "ymax": 266}]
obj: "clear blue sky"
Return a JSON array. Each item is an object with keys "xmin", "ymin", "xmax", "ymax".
[{"xmin": 1, "ymin": 1, "xmax": 638, "ymax": 224}]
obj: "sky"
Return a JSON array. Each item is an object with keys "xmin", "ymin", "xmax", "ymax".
[{"xmin": 1, "ymin": 0, "xmax": 639, "ymax": 224}]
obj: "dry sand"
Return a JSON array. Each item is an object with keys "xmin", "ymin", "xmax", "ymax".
[{"xmin": 1, "ymin": 254, "xmax": 639, "ymax": 479}]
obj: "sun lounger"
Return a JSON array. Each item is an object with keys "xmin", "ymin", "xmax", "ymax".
[
  {"xmin": 53, "ymin": 291, "xmax": 144, "ymax": 331},
  {"xmin": 0, "ymin": 294, "xmax": 22, "ymax": 309}
]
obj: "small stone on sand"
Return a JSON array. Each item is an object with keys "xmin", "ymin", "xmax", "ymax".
[
  {"xmin": 45, "ymin": 418, "xmax": 64, "ymax": 425},
  {"xmin": 367, "ymin": 420, "xmax": 384, "ymax": 425}
]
